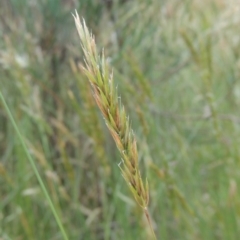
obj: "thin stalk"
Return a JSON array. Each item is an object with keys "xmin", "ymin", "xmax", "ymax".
[
  {"xmin": 0, "ymin": 91, "xmax": 69, "ymax": 240},
  {"xmin": 144, "ymin": 208, "xmax": 157, "ymax": 240}
]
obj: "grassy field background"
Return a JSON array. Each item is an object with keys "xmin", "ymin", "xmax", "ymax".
[{"xmin": 1, "ymin": 0, "xmax": 240, "ymax": 239}]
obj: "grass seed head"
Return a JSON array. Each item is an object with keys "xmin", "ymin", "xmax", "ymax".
[{"xmin": 73, "ymin": 10, "xmax": 149, "ymax": 209}]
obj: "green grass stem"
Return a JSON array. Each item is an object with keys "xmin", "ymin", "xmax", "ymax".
[{"xmin": 0, "ymin": 90, "xmax": 69, "ymax": 240}]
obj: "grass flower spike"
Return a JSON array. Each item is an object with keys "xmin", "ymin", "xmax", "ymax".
[{"xmin": 72, "ymin": 11, "xmax": 149, "ymax": 210}]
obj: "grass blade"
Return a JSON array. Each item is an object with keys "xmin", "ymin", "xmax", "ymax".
[{"xmin": 0, "ymin": 90, "xmax": 69, "ymax": 240}]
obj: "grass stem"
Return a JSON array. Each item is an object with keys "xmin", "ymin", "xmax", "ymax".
[{"xmin": 0, "ymin": 91, "xmax": 69, "ymax": 240}]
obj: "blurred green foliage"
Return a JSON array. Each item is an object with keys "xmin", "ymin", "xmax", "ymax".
[{"xmin": 1, "ymin": 0, "xmax": 240, "ymax": 239}]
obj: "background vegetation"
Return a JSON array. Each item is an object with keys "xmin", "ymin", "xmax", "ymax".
[{"xmin": 1, "ymin": 0, "xmax": 240, "ymax": 239}]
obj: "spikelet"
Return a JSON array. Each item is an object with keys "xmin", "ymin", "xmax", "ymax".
[{"xmin": 72, "ymin": 11, "xmax": 149, "ymax": 209}]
